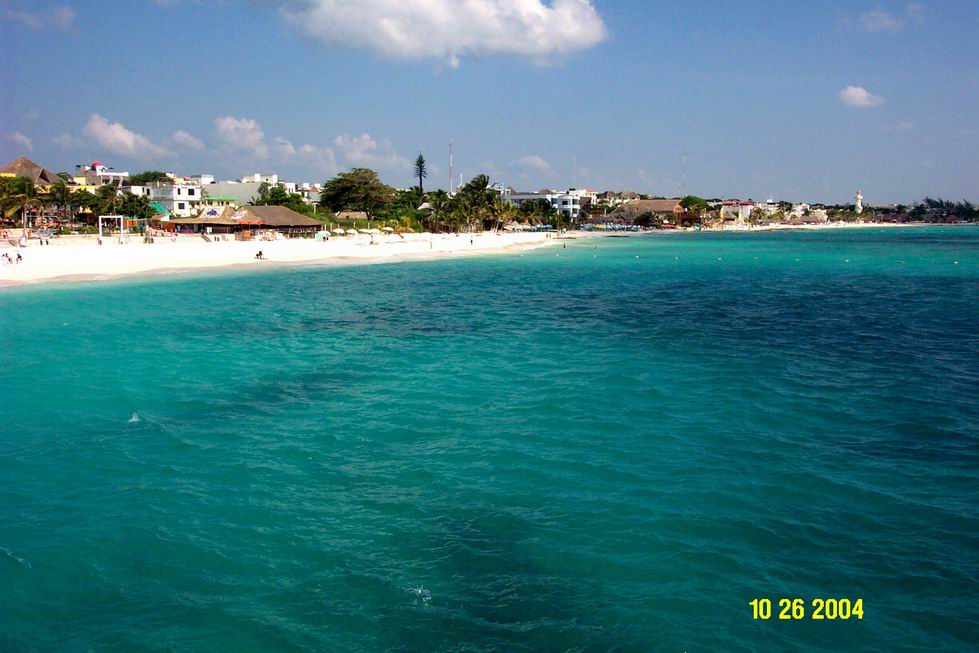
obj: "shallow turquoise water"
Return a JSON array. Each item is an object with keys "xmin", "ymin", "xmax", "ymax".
[{"xmin": 2, "ymin": 228, "xmax": 978, "ymax": 652}]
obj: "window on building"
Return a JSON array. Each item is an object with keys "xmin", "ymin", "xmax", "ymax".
[
  {"xmin": 178, "ymin": 203, "xmax": 185, "ymax": 210},
  {"xmin": 188, "ymin": 188, "xmax": 195, "ymax": 196}
]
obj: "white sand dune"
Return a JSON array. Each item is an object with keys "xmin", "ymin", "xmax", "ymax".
[{"xmin": 0, "ymin": 232, "xmax": 559, "ymax": 286}]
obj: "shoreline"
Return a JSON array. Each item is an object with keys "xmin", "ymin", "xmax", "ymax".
[
  {"xmin": 2, "ymin": 223, "xmax": 972, "ymax": 289},
  {"xmin": 0, "ymin": 232, "xmax": 565, "ymax": 289}
]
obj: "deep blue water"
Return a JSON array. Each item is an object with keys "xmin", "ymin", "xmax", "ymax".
[{"xmin": 2, "ymin": 228, "xmax": 978, "ymax": 652}]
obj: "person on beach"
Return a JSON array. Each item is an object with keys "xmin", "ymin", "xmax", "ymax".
[
  {"xmin": 255, "ymin": 251, "xmax": 264, "ymax": 260},
  {"xmin": 16, "ymin": 252, "xmax": 23, "ymax": 264}
]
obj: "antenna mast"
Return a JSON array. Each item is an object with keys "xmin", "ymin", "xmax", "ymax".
[
  {"xmin": 449, "ymin": 142, "xmax": 454, "ymax": 194},
  {"xmin": 679, "ymin": 151, "xmax": 688, "ymax": 198}
]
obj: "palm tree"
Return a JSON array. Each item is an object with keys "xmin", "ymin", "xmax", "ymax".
[
  {"xmin": 428, "ymin": 189, "xmax": 451, "ymax": 233},
  {"xmin": 490, "ymin": 197, "xmax": 516, "ymax": 232},
  {"xmin": 45, "ymin": 182, "xmax": 74, "ymax": 223},
  {"xmin": 0, "ymin": 177, "xmax": 43, "ymax": 235},
  {"xmin": 414, "ymin": 153, "xmax": 427, "ymax": 196}
]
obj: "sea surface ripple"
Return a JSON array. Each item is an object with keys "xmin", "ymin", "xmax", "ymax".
[{"xmin": 1, "ymin": 228, "xmax": 978, "ymax": 652}]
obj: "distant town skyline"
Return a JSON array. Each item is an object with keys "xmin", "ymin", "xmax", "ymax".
[{"xmin": 3, "ymin": 0, "xmax": 978, "ymax": 203}]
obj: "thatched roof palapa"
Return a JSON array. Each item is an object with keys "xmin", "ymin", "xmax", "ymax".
[
  {"xmin": 169, "ymin": 205, "xmax": 322, "ymax": 228},
  {"xmin": 234, "ymin": 205, "xmax": 323, "ymax": 227},
  {"xmin": 607, "ymin": 199, "xmax": 684, "ymax": 223},
  {"xmin": 0, "ymin": 157, "xmax": 64, "ymax": 187}
]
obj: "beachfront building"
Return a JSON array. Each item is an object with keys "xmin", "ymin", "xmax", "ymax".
[
  {"xmin": 595, "ymin": 191, "xmax": 639, "ymax": 208},
  {"xmin": 501, "ymin": 188, "xmax": 588, "ymax": 219},
  {"xmin": 198, "ymin": 195, "xmax": 238, "ymax": 211},
  {"xmin": 604, "ymin": 199, "xmax": 685, "ymax": 225},
  {"xmin": 205, "ymin": 181, "xmax": 264, "ymax": 206},
  {"xmin": 757, "ymin": 198, "xmax": 781, "ymax": 216},
  {"xmin": 168, "ymin": 205, "xmax": 323, "ymax": 236},
  {"xmin": 76, "ymin": 162, "xmax": 129, "ymax": 187},
  {"xmin": 721, "ymin": 200, "xmax": 755, "ymax": 224},
  {"xmin": 241, "ymin": 173, "xmax": 279, "ymax": 185},
  {"xmin": 791, "ymin": 203, "xmax": 811, "ymax": 219},
  {"xmin": 129, "ymin": 182, "xmax": 204, "ymax": 218}
]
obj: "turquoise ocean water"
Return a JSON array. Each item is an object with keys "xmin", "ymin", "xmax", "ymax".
[{"xmin": 2, "ymin": 228, "xmax": 978, "ymax": 652}]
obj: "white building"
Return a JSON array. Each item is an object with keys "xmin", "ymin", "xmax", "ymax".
[
  {"xmin": 240, "ymin": 173, "xmax": 279, "ymax": 185},
  {"xmin": 502, "ymin": 188, "xmax": 587, "ymax": 219},
  {"xmin": 77, "ymin": 161, "xmax": 129, "ymax": 187},
  {"xmin": 720, "ymin": 200, "xmax": 754, "ymax": 223},
  {"xmin": 855, "ymin": 191, "xmax": 864, "ymax": 214},
  {"xmin": 206, "ymin": 181, "xmax": 264, "ymax": 206},
  {"xmin": 758, "ymin": 197, "xmax": 780, "ymax": 216},
  {"xmin": 131, "ymin": 182, "xmax": 204, "ymax": 218},
  {"xmin": 791, "ymin": 203, "xmax": 811, "ymax": 218}
]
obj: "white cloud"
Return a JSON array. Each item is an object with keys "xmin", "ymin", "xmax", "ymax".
[
  {"xmin": 295, "ymin": 143, "xmax": 340, "ymax": 177},
  {"xmin": 7, "ymin": 131, "xmax": 33, "ymax": 152},
  {"xmin": 271, "ymin": 137, "xmax": 340, "ymax": 178},
  {"xmin": 857, "ymin": 9, "xmax": 904, "ymax": 32},
  {"xmin": 3, "ymin": 4, "xmax": 75, "ymax": 29},
  {"xmin": 334, "ymin": 133, "xmax": 410, "ymax": 171},
  {"xmin": 82, "ymin": 114, "xmax": 174, "ymax": 157},
  {"xmin": 840, "ymin": 85, "xmax": 884, "ymax": 108},
  {"xmin": 170, "ymin": 129, "xmax": 205, "ymax": 151},
  {"xmin": 214, "ymin": 116, "xmax": 269, "ymax": 158},
  {"xmin": 51, "ymin": 133, "xmax": 82, "ymax": 149},
  {"xmin": 847, "ymin": 5, "xmax": 924, "ymax": 33},
  {"xmin": 273, "ymin": 136, "xmax": 296, "ymax": 158},
  {"xmin": 280, "ymin": 0, "xmax": 607, "ymax": 67},
  {"xmin": 515, "ymin": 154, "xmax": 553, "ymax": 173}
]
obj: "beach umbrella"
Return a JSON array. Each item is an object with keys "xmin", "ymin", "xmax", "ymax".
[
  {"xmin": 358, "ymin": 229, "xmax": 371, "ymax": 234},
  {"xmin": 382, "ymin": 227, "xmax": 394, "ymax": 232},
  {"xmin": 369, "ymin": 228, "xmax": 382, "ymax": 234},
  {"xmin": 333, "ymin": 228, "xmax": 345, "ymax": 235}
]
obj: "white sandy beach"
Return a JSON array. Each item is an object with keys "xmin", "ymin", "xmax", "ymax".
[{"xmin": 0, "ymin": 231, "xmax": 560, "ymax": 286}]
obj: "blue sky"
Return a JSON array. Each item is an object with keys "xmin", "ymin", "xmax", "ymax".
[{"xmin": 2, "ymin": 0, "xmax": 977, "ymax": 203}]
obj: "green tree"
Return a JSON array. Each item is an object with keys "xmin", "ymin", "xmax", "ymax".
[
  {"xmin": 95, "ymin": 185, "xmax": 121, "ymax": 215},
  {"xmin": 376, "ymin": 187, "xmax": 424, "ymax": 225},
  {"xmin": 489, "ymin": 197, "xmax": 517, "ymax": 232},
  {"xmin": 71, "ymin": 189, "xmax": 99, "ymax": 219},
  {"xmin": 251, "ymin": 181, "xmax": 316, "ymax": 216},
  {"xmin": 519, "ymin": 198, "xmax": 554, "ymax": 225},
  {"xmin": 320, "ymin": 168, "xmax": 396, "ymax": 221},
  {"xmin": 414, "ymin": 153, "xmax": 427, "ymax": 196},
  {"xmin": 426, "ymin": 190, "xmax": 452, "ymax": 232},
  {"xmin": 118, "ymin": 192, "xmax": 154, "ymax": 219},
  {"xmin": 455, "ymin": 174, "xmax": 495, "ymax": 231},
  {"xmin": 0, "ymin": 177, "xmax": 43, "ymax": 229},
  {"xmin": 43, "ymin": 182, "xmax": 75, "ymax": 222},
  {"xmin": 129, "ymin": 171, "xmax": 171, "ymax": 186},
  {"xmin": 680, "ymin": 195, "xmax": 710, "ymax": 215}
]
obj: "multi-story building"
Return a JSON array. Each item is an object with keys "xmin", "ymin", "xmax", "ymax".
[
  {"xmin": 720, "ymin": 200, "xmax": 755, "ymax": 223},
  {"xmin": 501, "ymin": 188, "xmax": 587, "ymax": 219},
  {"xmin": 240, "ymin": 173, "xmax": 279, "ymax": 185},
  {"xmin": 76, "ymin": 161, "xmax": 130, "ymax": 187},
  {"xmin": 130, "ymin": 182, "xmax": 204, "ymax": 218}
]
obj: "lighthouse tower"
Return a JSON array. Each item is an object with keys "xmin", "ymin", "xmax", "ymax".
[{"xmin": 855, "ymin": 190, "xmax": 864, "ymax": 215}]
